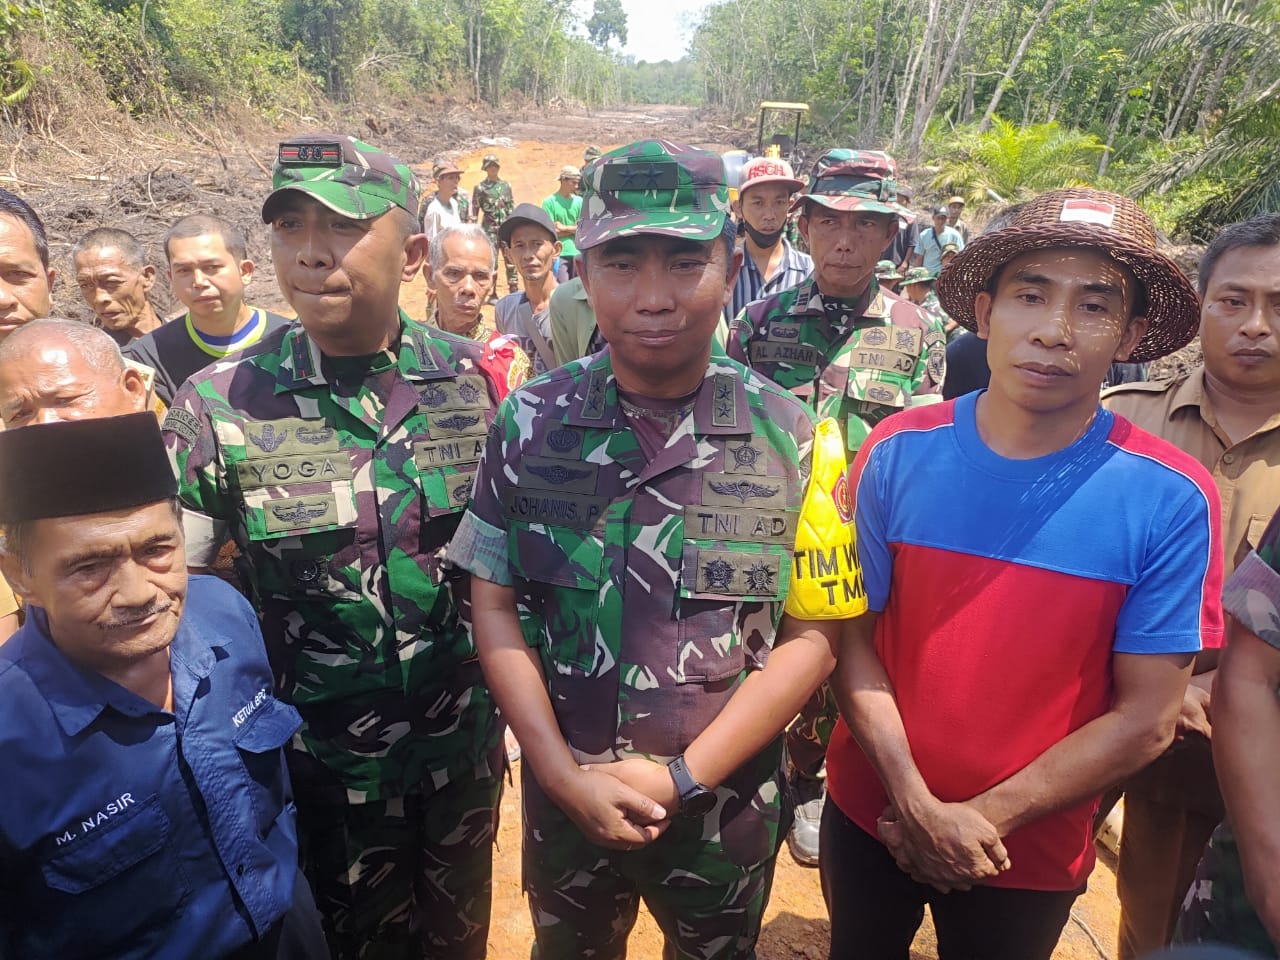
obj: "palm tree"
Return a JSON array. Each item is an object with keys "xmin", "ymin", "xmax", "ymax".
[
  {"xmin": 926, "ymin": 117, "xmax": 1108, "ymax": 203},
  {"xmin": 1130, "ymin": 0, "xmax": 1280, "ymax": 239}
]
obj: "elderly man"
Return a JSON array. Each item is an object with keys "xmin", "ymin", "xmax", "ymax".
[
  {"xmin": 0, "ymin": 319, "xmax": 150, "ymax": 428},
  {"xmin": 1103, "ymin": 212, "xmax": 1280, "ymax": 959},
  {"xmin": 0, "ymin": 188, "xmax": 54, "ymax": 341},
  {"xmin": 165, "ymin": 134, "xmax": 517, "ymax": 959},
  {"xmin": 425, "ymin": 222, "xmax": 531, "ymax": 397},
  {"xmin": 727, "ymin": 148, "xmax": 943, "ymax": 866},
  {"xmin": 72, "ymin": 228, "xmax": 165, "ymax": 346},
  {"xmin": 0, "ymin": 412, "xmax": 325, "ymax": 959}
]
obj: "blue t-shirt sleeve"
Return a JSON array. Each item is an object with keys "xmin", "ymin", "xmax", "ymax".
[
  {"xmin": 1114, "ymin": 487, "xmax": 1217, "ymax": 654},
  {"xmin": 853, "ymin": 445, "xmax": 893, "ymax": 612},
  {"xmin": 912, "ymin": 232, "xmax": 927, "ymax": 257}
]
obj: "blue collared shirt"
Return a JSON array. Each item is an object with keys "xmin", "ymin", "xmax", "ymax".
[
  {"xmin": 727, "ymin": 238, "xmax": 814, "ymax": 319},
  {"xmin": 0, "ymin": 576, "xmax": 302, "ymax": 959}
]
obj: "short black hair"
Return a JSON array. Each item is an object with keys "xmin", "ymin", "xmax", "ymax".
[
  {"xmin": 72, "ymin": 227, "xmax": 147, "ymax": 270},
  {"xmin": 0, "ymin": 189, "xmax": 49, "ymax": 269},
  {"xmin": 1197, "ymin": 213, "xmax": 1280, "ymax": 297},
  {"xmin": 164, "ymin": 214, "xmax": 249, "ymax": 262}
]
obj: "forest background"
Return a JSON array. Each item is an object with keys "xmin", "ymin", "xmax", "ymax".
[{"xmin": 0, "ymin": 0, "xmax": 1275, "ymax": 240}]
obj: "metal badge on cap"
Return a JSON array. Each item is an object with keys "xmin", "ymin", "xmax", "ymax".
[{"xmin": 278, "ymin": 142, "xmax": 343, "ymax": 166}]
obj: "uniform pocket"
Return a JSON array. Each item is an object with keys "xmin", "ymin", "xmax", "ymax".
[
  {"xmin": 38, "ymin": 794, "xmax": 190, "ymax": 955},
  {"xmin": 234, "ymin": 697, "xmax": 302, "ymax": 838},
  {"xmin": 675, "ymin": 541, "xmax": 790, "ymax": 684},
  {"xmin": 509, "ymin": 522, "xmax": 604, "ymax": 673}
]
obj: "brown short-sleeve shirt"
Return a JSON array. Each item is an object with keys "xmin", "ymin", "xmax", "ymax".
[{"xmin": 1103, "ymin": 367, "xmax": 1280, "ymax": 576}]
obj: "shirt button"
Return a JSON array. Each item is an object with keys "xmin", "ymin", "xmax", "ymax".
[
  {"xmin": 1222, "ymin": 452, "xmax": 1236, "ymax": 465},
  {"xmin": 236, "ymin": 864, "xmax": 246, "ymax": 877},
  {"xmin": 292, "ymin": 559, "xmax": 320, "ymax": 583}
]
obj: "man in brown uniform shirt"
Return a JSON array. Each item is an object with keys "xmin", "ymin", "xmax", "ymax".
[{"xmin": 1102, "ymin": 213, "xmax": 1280, "ymax": 959}]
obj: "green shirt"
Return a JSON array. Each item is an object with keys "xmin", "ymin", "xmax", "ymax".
[{"xmin": 542, "ymin": 192, "xmax": 583, "ymax": 258}]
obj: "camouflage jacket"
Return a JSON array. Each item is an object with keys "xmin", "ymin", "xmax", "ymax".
[
  {"xmin": 449, "ymin": 346, "xmax": 818, "ymax": 766},
  {"xmin": 916, "ymin": 290, "xmax": 951, "ymax": 341},
  {"xmin": 163, "ymin": 312, "xmax": 505, "ymax": 804},
  {"xmin": 727, "ymin": 277, "xmax": 944, "ymax": 452},
  {"xmin": 471, "ymin": 178, "xmax": 515, "ymax": 237}
]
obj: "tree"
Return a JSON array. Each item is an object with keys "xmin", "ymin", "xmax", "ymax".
[
  {"xmin": 928, "ymin": 117, "xmax": 1108, "ymax": 201},
  {"xmin": 586, "ymin": 0, "xmax": 627, "ymax": 49},
  {"xmin": 1130, "ymin": 0, "xmax": 1280, "ymax": 237}
]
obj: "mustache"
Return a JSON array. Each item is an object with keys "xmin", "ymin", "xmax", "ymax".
[{"xmin": 100, "ymin": 601, "xmax": 173, "ymax": 630}]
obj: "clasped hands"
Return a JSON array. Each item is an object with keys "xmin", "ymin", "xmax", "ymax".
[
  {"xmin": 549, "ymin": 757, "xmax": 680, "ymax": 852},
  {"xmin": 876, "ymin": 796, "xmax": 1012, "ymax": 893}
]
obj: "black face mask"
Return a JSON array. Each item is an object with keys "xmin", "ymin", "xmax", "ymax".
[{"xmin": 742, "ymin": 220, "xmax": 785, "ymax": 249}]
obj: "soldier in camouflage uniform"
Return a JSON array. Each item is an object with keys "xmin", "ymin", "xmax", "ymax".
[
  {"xmin": 1179, "ymin": 505, "xmax": 1280, "ymax": 957},
  {"xmin": 900, "ymin": 265, "xmax": 953, "ymax": 341},
  {"xmin": 447, "ymin": 139, "xmax": 861, "ymax": 960},
  {"xmin": 163, "ymin": 134, "xmax": 508, "ymax": 960},
  {"xmin": 472, "ymin": 155, "xmax": 518, "ymax": 296},
  {"xmin": 726, "ymin": 148, "xmax": 944, "ymax": 867}
]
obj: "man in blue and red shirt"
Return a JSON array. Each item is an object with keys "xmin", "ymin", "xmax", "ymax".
[{"xmin": 823, "ymin": 189, "xmax": 1225, "ymax": 959}]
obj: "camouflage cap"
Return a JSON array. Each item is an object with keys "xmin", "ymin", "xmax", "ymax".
[
  {"xmin": 482, "ymin": 154, "xmax": 500, "ymax": 168},
  {"xmin": 262, "ymin": 134, "xmax": 420, "ymax": 223},
  {"xmin": 875, "ymin": 259, "xmax": 903, "ymax": 281},
  {"xmin": 902, "ymin": 266, "xmax": 937, "ymax": 284},
  {"xmin": 583, "ymin": 145, "xmax": 602, "ymax": 161},
  {"xmin": 576, "ymin": 139, "xmax": 730, "ymax": 251},
  {"xmin": 798, "ymin": 148, "xmax": 910, "ymax": 218},
  {"xmin": 559, "ymin": 165, "xmax": 581, "ymax": 180}
]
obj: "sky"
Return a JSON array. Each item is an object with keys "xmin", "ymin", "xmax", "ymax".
[{"xmin": 594, "ymin": 0, "xmax": 709, "ymax": 63}]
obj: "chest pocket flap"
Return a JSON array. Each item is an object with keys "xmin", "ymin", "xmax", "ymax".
[
  {"xmin": 233, "ymin": 697, "xmax": 302, "ymax": 754},
  {"xmin": 509, "ymin": 522, "xmax": 605, "ymax": 671},
  {"xmin": 42, "ymin": 794, "xmax": 170, "ymax": 894}
]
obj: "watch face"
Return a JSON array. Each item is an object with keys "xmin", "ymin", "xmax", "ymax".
[{"xmin": 682, "ymin": 789, "xmax": 717, "ymax": 818}]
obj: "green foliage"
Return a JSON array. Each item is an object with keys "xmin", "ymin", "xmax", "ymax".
[
  {"xmin": 586, "ymin": 0, "xmax": 627, "ymax": 49},
  {"xmin": 926, "ymin": 118, "xmax": 1108, "ymax": 201}
]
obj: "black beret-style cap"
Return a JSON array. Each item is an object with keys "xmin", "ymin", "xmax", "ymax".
[{"xmin": 0, "ymin": 413, "xmax": 178, "ymax": 524}]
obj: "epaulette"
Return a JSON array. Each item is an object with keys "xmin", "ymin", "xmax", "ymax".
[{"xmin": 1101, "ymin": 377, "xmax": 1178, "ymax": 400}]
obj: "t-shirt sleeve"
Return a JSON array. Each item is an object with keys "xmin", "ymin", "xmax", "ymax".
[
  {"xmin": 162, "ymin": 384, "xmax": 229, "ymax": 567},
  {"xmin": 850, "ymin": 433, "xmax": 893, "ymax": 612},
  {"xmin": 1222, "ymin": 507, "xmax": 1280, "ymax": 650},
  {"xmin": 913, "ymin": 231, "xmax": 928, "ymax": 257},
  {"xmin": 1114, "ymin": 484, "xmax": 1224, "ymax": 654},
  {"xmin": 446, "ymin": 395, "xmax": 516, "ymax": 584}
]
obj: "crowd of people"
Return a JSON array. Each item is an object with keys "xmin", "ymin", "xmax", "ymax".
[{"xmin": 0, "ymin": 127, "xmax": 1275, "ymax": 960}]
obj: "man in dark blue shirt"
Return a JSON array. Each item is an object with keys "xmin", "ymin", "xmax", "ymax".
[{"xmin": 0, "ymin": 412, "xmax": 325, "ymax": 959}]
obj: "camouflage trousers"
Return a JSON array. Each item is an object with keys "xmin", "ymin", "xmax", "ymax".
[
  {"xmin": 482, "ymin": 223, "xmax": 520, "ymax": 294},
  {"xmin": 785, "ymin": 681, "xmax": 838, "ymax": 781},
  {"xmin": 522, "ymin": 744, "xmax": 789, "ymax": 960},
  {"xmin": 1177, "ymin": 819, "xmax": 1278, "ymax": 957},
  {"xmin": 295, "ymin": 767, "xmax": 503, "ymax": 960}
]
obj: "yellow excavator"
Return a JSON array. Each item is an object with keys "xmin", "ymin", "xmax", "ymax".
[{"xmin": 725, "ymin": 101, "xmax": 810, "ymax": 204}]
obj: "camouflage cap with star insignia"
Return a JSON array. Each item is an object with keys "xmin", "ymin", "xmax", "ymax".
[
  {"xmin": 576, "ymin": 139, "xmax": 731, "ymax": 251},
  {"xmin": 262, "ymin": 134, "xmax": 421, "ymax": 223},
  {"xmin": 798, "ymin": 148, "xmax": 911, "ymax": 218}
]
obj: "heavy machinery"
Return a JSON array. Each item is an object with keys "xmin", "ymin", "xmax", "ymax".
[{"xmin": 756, "ymin": 101, "xmax": 809, "ymax": 169}]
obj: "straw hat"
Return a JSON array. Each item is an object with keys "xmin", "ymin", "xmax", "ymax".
[{"xmin": 935, "ymin": 188, "xmax": 1199, "ymax": 363}]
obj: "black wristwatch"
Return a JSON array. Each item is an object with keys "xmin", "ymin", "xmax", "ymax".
[{"xmin": 667, "ymin": 755, "xmax": 716, "ymax": 818}]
